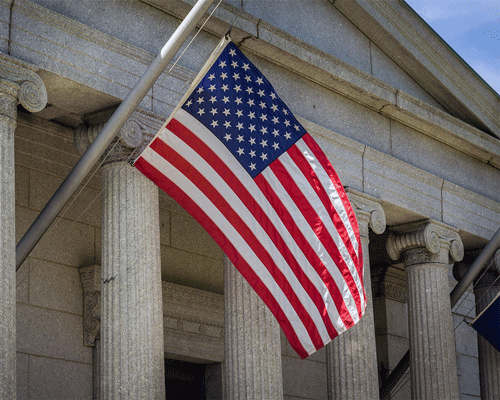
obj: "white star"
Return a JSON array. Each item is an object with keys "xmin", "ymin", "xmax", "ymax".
[
  {"xmin": 284, "ymin": 132, "xmax": 291, "ymax": 139},
  {"xmin": 196, "ymin": 97, "xmax": 204, "ymax": 104},
  {"xmin": 237, "ymin": 135, "xmax": 245, "ymax": 143},
  {"xmin": 272, "ymin": 116, "xmax": 279, "ymax": 124},
  {"xmin": 255, "ymin": 77, "xmax": 264, "ymax": 85},
  {"xmin": 222, "ymin": 96, "xmax": 230, "ymax": 104},
  {"xmin": 209, "ymin": 96, "xmax": 217, "ymax": 104},
  {"xmin": 272, "ymin": 142, "xmax": 280, "ymax": 150},
  {"xmin": 235, "ymin": 97, "xmax": 243, "ymax": 105},
  {"xmin": 197, "ymin": 108, "xmax": 205, "ymax": 116},
  {"xmin": 284, "ymin": 119, "xmax": 290, "ymax": 127},
  {"xmin": 224, "ymin": 133, "xmax": 231, "ymax": 141},
  {"xmin": 270, "ymin": 104, "xmax": 278, "ymax": 112},
  {"xmin": 185, "ymin": 99, "xmax": 193, "ymax": 107},
  {"xmin": 208, "ymin": 84, "xmax": 216, "ymax": 92},
  {"xmin": 245, "ymin": 87, "xmax": 254, "ymax": 95},
  {"xmin": 270, "ymin": 92, "xmax": 277, "ymax": 99},
  {"xmin": 233, "ymin": 72, "xmax": 240, "ymax": 80},
  {"xmin": 260, "ymin": 127, "xmax": 268, "ymax": 135},
  {"xmin": 219, "ymin": 60, "xmax": 227, "ymax": 68},
  {"xmin": 220, "ymin": 72, "xmax": 228, "ymax": 80},
  {"xmin": 248, "ymin": 111, "xmax": 255, "ymax": 120},
  {"xmin": 229, "ymin": 48, "xmax": 237, "ymax": 56},
  {"xmin": 242, "ymin": 63, "xmax": 250, "ymax": 71},
  {"xmin": 236, "ymin": 122, "xmax": 244, "ymax": 130},
  {"xmin": 237, "ymin": 148, "xmax": 244, "ymax": 156},
  {"xmin": 223, "ymin": 108, "xmax": 231, "ymax": 116},
  {"xmin": 249, "ymin": 150, "xmax": 256, "ymax": 158},
  {"xmin": 249, "ymin": 137, "xmax": 256, "ymax": 145},
  {"xmin": 249, "ymin": 124, "xmax": 256, "ymax": 133},
  {"xmin": 283, "ymin": 108, "xmax": 288, "ymax": 115},
  {"xmin": 259, "ymin": 113, "xmax": 268, "ymax": 122},
  {"xmin": 259, "ymin": 101, "xmax": 266, "ymax": 109},
  {"xmin": 223, "ymin": 121, "xmax": 231, "ymax": 129},
  {"xmin": 210, "ymin": 120, "xmax": 218, "ymax": 128},
  {"xmin": 234, "ymin": 85, "xmax": 242, "ymax": 93},
  {"xmin": 249, "ymin": 163, "xmax": 256, "ymax": 171},
  {"xmin": 222, "ymin": 84, "xmax": 229, "ymax": 92},
  {"xmin": 260, "ymin": 153, "xmax": 268, "ymax": 161},
  {"xmin": 294, "ymin": 124, "xmax": 300, "ymax": 131},
  {"xmin": 210, "ymin": 108, "xmax": 218, "ymax": 116},
  {"xmin": 231, "ymin": 61, "xmax": 238, "ymax": 68},
  {"xmin": 247, "ymin": 99, "xmax": 255, "ymax": 107},
  {"xmin": 260, "ymin": 139, "xmax": 268, "ymax": 147},
  {"xmin": 197, "ymin": 87, "xmax": 204, "ymax": 94},
  {"xmin": 257, "ymin": 89, "xmax": 265, "ymax": 97},
  {"xmin": 244, "ymin": 75, "xmax": 252, "ymax": 82},
  {"xmin": 235, "ymin": 109, "xmax": 243, "ymax": 118},
  {"xmin": 272, "ymin": 129, "xmax": 280, "ymax": 137},
  {"xmin": 208, "ymin": 73, "xmax": 216, "ymax": 81}
]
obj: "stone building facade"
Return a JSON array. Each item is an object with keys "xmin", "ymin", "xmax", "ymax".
[{"xmin": 1, "ymin": 0, "xmax": 499, "ymax": 399}]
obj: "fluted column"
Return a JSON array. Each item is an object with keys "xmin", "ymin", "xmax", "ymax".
[
  {"xmin": 387, "ymin": 219, "xmax": 463, "ymax": 400},
  {"xmin": 326, "ymin": 189, "xmax": 385, "ymax": 400},
  {"xmin": 0, "ymin": 55, "xmax": 46, "ymax": 399},
  {"xmin": 474, "ymin": 250, "xmax": 500, "ymax": 400},
  {"xmin": 75, "ymin": 110, "xmax": 165, "ymax": 399},
  {"xmin": 224, "ymin": 256, "xmax": 283, "ymax": 400}
]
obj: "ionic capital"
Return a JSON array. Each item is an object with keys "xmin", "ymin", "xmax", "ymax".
[
  {"xmin": 0, "ymin": 53, "xmax": 47, "ymax": 114},
  {"xmin": 387, "ymin": 219, "xmax": 464, "ymax": 263},
  {"xmin": 79, "ymin": 265, "xmax": 101, "ymax": 347},
  {"xmin": 345, "ymin": 188, "xmax": 386, "ymax": 238},
  {"xmin": 74, "ymin": 107, "xmax": 161, "ymax": 163}
]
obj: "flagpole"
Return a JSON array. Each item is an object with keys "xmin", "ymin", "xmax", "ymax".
[
  {"xmin": 380, "ymin": 226, "xmax": 500, "ymax": 399},
  {"xmin": 15, "ymin": 0, "xmax": 216, "ymax": 270}
]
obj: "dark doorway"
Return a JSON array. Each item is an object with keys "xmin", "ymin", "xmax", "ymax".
[{"xmin": 164, "ymin": 358, "xmax": 206, "ymax": 400}]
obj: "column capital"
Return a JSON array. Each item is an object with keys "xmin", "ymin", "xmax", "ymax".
[
  {"xmin": 0, "ymin": 53, "xmax": 47, "ymax": 113},
  {"xmin": 345, "ymin": 188, "xmax": 386, "ymax": 237},
  {"xmin": 387, "ymin": 219, "xmax": 464, "ymax": 263},
  {"xmin": 74, "ymin": 107, "xmax": 161, "ymax": 163},
  {"xmin": 79, "ymin": 265, "xmax": 101, "ymax": 347}
]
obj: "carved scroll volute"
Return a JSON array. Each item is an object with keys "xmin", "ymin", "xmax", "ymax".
[
  {"xmin": 79, "ymin": 265, "xmax": 101, "ymax": 347},
  {"xmin": 0, "ymin": 54, "xmax": 47, "ymax": 113},
  {"xmin": 387, "ymin": 219, "xmax": 464, "ymax": 263},
  {"xmin": 346, "ymin": 188, "xmax": 386, "ymax": 238}
]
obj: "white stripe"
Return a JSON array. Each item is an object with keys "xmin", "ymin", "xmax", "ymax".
[
  {"xmin": 174, "ymin": 109, "xmax": 349, "ymax": 331},
  {"xmin": 261, "ymin": 163, "xmax": 361, "ymax": 324},
  {"xmin": 154, "ymin": 125, "xmax": 332, "ymax": 344},
  {"xmin": 140, "ymin": 141, "xmax": 317, "ymax": 354},
  {"xmin": 278, "ymin": 148, "xmax": 365, "ymax": 310}
]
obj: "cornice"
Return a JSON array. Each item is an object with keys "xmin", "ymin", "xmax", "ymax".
[{"xmin": 140, "ymin": 0, "xmax": 500, "ymax": 168}]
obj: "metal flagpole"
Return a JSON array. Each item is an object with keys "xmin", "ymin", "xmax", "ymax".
[
  {"xmin": 15, "ymin": 0, "xmax": 216, "ymax": 270},
  {"xmin": 380, "ymin": 226, "xmax": 500, "ymax": 399}
]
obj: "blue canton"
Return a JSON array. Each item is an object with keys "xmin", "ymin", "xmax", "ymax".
[{"xmin": 182, "ymin": 42, "xmax": 306, "ymax": 178}]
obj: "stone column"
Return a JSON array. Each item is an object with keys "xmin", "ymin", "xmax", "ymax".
[
  {"xmin": 326, "ymin": 189, "xmax": 386, "ymax": 400},
  {"xmin": 474, "ymin": 250, "xmax": 500, "ymax": 400},
  {"xmin": 224, "ymin": 256, "xmax": 283, "ymax": 400},
  {"xmin": 0, "ymin": 55, "xmax": 46, "ymax": 399},
  {"xmin": 387, "ymin": 219, "xmax": 463, "ymax": 400},
  {"xmin": 75, "ymin": 109, "xmax": 165, "ymax": 399}
]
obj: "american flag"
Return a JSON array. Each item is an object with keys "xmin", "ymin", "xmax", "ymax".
[{"xmin": 134, "ymin": 38, "xmax": 365, "ymax": 358}]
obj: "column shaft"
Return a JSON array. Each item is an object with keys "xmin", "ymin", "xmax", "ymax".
[
  {"xmin": 101, "ymin": 162, "xmax": 165, "ymax": 399},
  {"xmin": 0, "ymin": 82, "xmax": 18, "ymax": 399},
  {"xmin": 224, "ymin": 257, "xmax": 283, "ymax": 400}
]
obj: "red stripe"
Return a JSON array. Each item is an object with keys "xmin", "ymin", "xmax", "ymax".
[
  {"xmin": 135, "ymin": 155, "xmax": 309, "ymax": 358},
  {"xmin": 166, "ymin": 118, "xmax": 338, "ymax": 340},
  {"xmin": 287, "ymin": 141, "xmax": 360, "ymax": 272},
  {"xmin": 147, "ymin": 124, "xmax": 325, "ymax": 351},
  {"xmin": 254, "ymin": 173, "xmax": 355, "ymax": 330},
  {"xmin": 269, "ymin": 156, "xmax": 363, "ymax": 318},
  {"xmin": 302, "ymin": 134, "xmax": 363, "ymax": 282}
]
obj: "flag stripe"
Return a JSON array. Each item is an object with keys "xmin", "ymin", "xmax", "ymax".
[
  {"xmin": 135, "ymin": 151, "xmax": 312, "ymax": 358},
  {"xmin": 301, "ymin": 134, "xmax": 363, "ymax": 281},
  {"xmin": 165, "ymin": 117, "xmax": 339, "ymax": 340}
]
